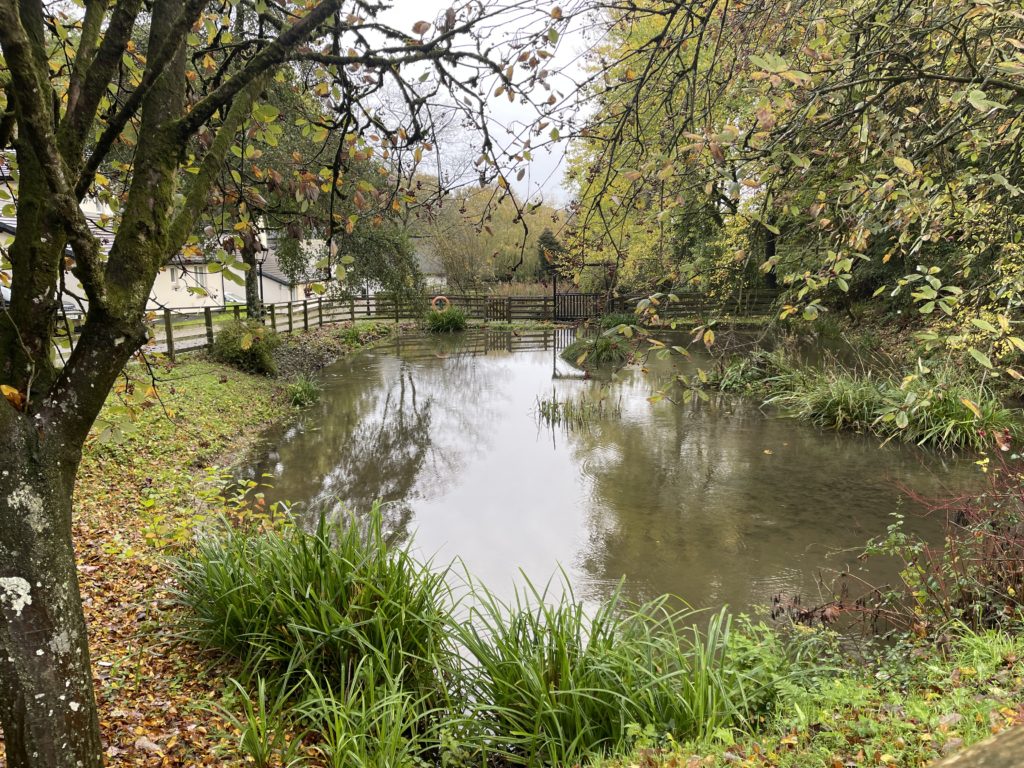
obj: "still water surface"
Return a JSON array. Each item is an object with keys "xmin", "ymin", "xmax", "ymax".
[{"xmin": 241, "ymin": 329, "xmax": 978, "ymax": 614}]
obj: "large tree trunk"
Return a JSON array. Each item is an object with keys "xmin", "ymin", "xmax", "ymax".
[
  {"xmin": 242, "ymin": 231, "xmax": 263, "ymax": 319},
  {"xmin": 0, "ymin": 412, "xmax": 102, "ymax": 768}
]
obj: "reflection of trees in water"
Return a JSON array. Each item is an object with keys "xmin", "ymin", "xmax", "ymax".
[
  {"xmin": 248, "ymin": 331, "xmax": 530, "ymax": 539},
  {"xmin": 560, "ymin": 369, "xmax": 963, "ymax": 611}
]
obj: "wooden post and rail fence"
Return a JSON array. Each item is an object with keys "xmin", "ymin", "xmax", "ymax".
[{"xmin": 50, "ymin": 289, "xmax": 779, "ymax": 362}]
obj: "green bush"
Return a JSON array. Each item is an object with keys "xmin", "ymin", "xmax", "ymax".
[
  {"xmin": 210, "ymin": 320, "xmax": 281, "ymax": 375},
  {"xmin": 285, "ymin": 373, "xmax": 321, "ymax": 408},
  {"xmin": 424, "ymin": 306, "xmax": 467, "ymax": 333}
]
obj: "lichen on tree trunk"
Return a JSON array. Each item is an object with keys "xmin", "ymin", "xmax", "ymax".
[{"xmin": 0, "ymin": 415, "xmax": 102, "ymax": 768}]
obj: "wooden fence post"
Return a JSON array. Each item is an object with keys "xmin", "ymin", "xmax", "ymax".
[
  {"xmin": 303, "ymin": 300, "xmax": 309, "ymax": 330},
  {"xmin": 269, "ymin": 304, "xmax": 277, "ymax": 330},
  {"xmin": 349, "ymin": 298, "xmax": 355, "ymax": 321},
  {"xmin": 233, "ymin": 305, "xmax": 241, "ymax": 321},
  {"xmin": 163, "ymin": 308, "xmax": 175, "ymax": 361},
  {"xmin": 287, "ymin": 302, "xmax": 294, "ymax": 332},
  {"xmin": 204, "ymin": 307, "xmax": 214, "ymax": 346},
  {"xmin": 318, "ymin": 299, "xmax": 324, "ymax": 327}
]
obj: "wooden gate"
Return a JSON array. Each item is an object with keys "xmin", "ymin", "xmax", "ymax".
[
  {"xmin": 485, "ymin": 297, "xmax": 510, "ymax": 321},
  {"xmin": 555, "ymin": 292, "xmax": 600, "ymax": 321}
]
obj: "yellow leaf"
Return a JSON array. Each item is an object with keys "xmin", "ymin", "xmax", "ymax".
[
  {"xmin": 961, "ymin": 398, "xmax": 982, "ymax": 418},
  {"xmin": 1, "ymin": 384, "xmax": 25, "ymax": 410},
  {"xmin": 893, "ymin": 156, "xmax": 915, "ymax": 174}
]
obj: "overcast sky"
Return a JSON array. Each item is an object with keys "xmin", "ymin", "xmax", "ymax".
[{"xmin": 376, "ymin": 0, "xmax": 598, "ymax": 207}]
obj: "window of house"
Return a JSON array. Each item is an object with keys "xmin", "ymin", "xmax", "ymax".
[
  {"xmin": 195, "ymin": 266, "xmax": 207, "ymax": 289},
  {"xmin": 170, "ymin": 267, "xmax": 179, "ymax": 284}
]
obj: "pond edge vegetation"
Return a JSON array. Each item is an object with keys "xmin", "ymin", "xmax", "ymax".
[{"xmin": 62, "ymin": 318, "xmax": 1024, "ymax": 767}]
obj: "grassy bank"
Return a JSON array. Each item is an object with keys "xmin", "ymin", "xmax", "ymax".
[
  {"xmin": 63, "ymin": 320, "xmax": 399, "ymax": 766},
  {"xmin": 601, "ymin": 626, "xmax": 1024, "ymax": 768}
]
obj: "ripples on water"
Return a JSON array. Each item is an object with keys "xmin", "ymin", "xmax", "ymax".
[{"xmin": 239, "ymin": 328, "xmax": 979, "ymax": 616}]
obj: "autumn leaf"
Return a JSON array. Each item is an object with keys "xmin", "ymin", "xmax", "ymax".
[{"xmin": 2, "ymin": 384, "xmax": 25, "ymax": 410}]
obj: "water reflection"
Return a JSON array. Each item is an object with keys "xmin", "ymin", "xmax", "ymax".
[{"xmin": 242, "ymin": 330, "xmax": 977, "ymax": 614}]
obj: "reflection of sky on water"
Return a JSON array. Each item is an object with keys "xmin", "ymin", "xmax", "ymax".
[{"xmin": 241, "ymin": 329, "xmax": 978, "ymax": 613}]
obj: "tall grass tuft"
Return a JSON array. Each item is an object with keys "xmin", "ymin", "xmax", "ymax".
[
  {"xmin": 536, "ymin": 391, "xmax": 622, "ymax": 430},
  {"xmin": 450, "ymin": 580, "xmax": 753, "ymax": 766},
  {"xmin": 285, "ymin": 373, "xmax": 321, "ymax": 408},
  {"xmin": 599, "ymin": 312, "xmax": 637, "ymax": 330},
  {"xmin": 171, "ymin": 506, "xmax": 456, "ymax": 705},
  {"xmin": 561, "ymin": 335, "xmax": 631, "ymax": 370},
  {"xmin": 425, "ymin": 307, "xmax": 467, "ymax": 333}
]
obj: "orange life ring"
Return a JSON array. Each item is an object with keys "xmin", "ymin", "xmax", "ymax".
[{"xmin": 431, "ymin": 295, "xmax": 451, "ymax": 311}]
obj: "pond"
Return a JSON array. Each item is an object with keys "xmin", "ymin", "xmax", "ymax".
[{"xmin": 239, "ymin": 328, "xmax": 978, "ymax": 615}]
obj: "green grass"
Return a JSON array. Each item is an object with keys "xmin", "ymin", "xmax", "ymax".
[
  {"xmin": 599, "ymin": 312, "xmax": 638, "ymax": 330},
  {"xmin": 700, "ymin": 349, "xmax": 1020, "ymax": 452},
  {"xmin": 175, "ymin": 509, "xmax": 1024, "ymax": 767},
  {"xmin": 600, "ymin": 624, "xmax": 1024, "ymax": 768},
  {"xmin": 425, "ymin": 307, "xmax": 468, "ymax": 333},
  {"xmin": 171, "ymin": 508, "xmax": 454, "ymax": 705},
  {"xmin": 764, "ymin": 362, "xmax": 1020, "ymax": 452},
  {"xmin": 450, "ymin": 582, "xmax": 759, "ymax": 766}
]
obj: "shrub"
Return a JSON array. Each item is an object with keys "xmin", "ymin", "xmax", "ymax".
[
  {"xmin": 210, "ymin": 320, "xmax": 281, "ymax": 375},
  {"xmin": 424, "ymin": 307, "xmax": 467, "ymax": 333},
  {"xmin": 864, "ymin": 456, "xmax": 1024, "ymax": 631},
  {"xmin": 561, "ymin": 334, "xmax": 631, "ymax": 370},
  {"xmin": 285, "ymin": 374, "xmax": 321, "ymax": 408}
]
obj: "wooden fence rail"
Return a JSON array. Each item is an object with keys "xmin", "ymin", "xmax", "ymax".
[{"xmin": 51, "ymin": 289, "xmax": 778, "ymax": 362}]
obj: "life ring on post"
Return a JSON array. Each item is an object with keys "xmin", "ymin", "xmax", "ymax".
[{"xmin": 431, "ymin": 295, "xmax": 451, "ymax": 312}]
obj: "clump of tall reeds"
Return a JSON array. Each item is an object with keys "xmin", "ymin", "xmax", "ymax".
[
  {"xmin": 536, "ymin": 391, "xmax": 622, "ymax": 430},
  {"xmin": 561, "ymin": 334, "xmax": 631, "ymax": 370},
  {"xmin": 172, "ymin": 507, "xmax": 804, "ymax": 766},
  {"xmin": 701, "ymin": 349, "xmax": 1019, "ymax": 452},
  {"xmin": 764, "ymin": 362, "xmax": 1019, "ymax": 452},
  {"xmin": 425, "ymin": 306, "xmax": 467, "ymax": 333}
]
